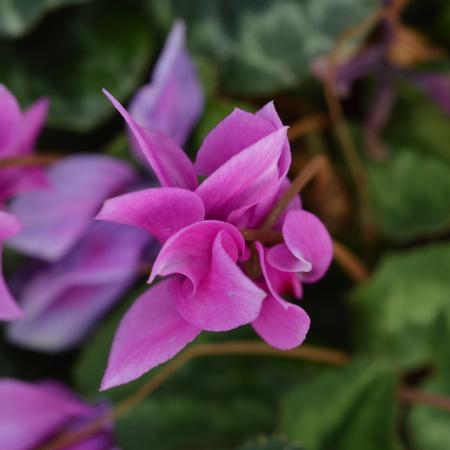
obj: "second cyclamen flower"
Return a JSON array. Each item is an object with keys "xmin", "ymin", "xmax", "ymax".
[{"xmin": 97, "ymin": 91, "xmax": 333, "ymax": 390}]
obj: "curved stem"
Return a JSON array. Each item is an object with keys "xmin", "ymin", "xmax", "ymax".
[
  {"xmin": 288, "ymin": 114, "xmax": 328, "ymax": 142},
  {"xmin": 39, "ymin": 341, "xmax": 349, "ymax": 450},
  {"xmin": 332, "ymin": 240, "xmax": 370, "ymax": 282},
  {"xmin": 0, "ymin": 153, "xmax": 60, "ymax": 168}
]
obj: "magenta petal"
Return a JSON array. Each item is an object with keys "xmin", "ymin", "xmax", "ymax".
[
  {"xmin": 0, "ymin": 212, "xmax": 22, "ymax": 321},
  {"xmin": 255, "ymin": 102, "xmax": 291, "ymax": 178},
  {"xmin": 13, "ymin": 98, "xmax": 49, "ymax": 155},
  {"xmin": 0, "ymin": 379, "xmax": 89, "ymax": 450},
  {"xmin": 252, "ymin": 243, "xmax": 310, "ymax": 349},
  {"xmin": 252, "ymin": 295, "xmax": 310, "ymax": 350},
  {"xmin": 101, "ymin": 278, "xmax": 201, "ymax": 390},
  {"xmin": 103, "ymin": 89, "xmax": 197, "ymax": 190},
  {"xmin": 6, "ymin": 221, "xmax": 150, "ymax": 352},
  {"xmin": 282, "ymin": 210, "xmax": 333, "ymax": 283},
  {"xmin": 129, "ymin": 20, "xmax": 204, "ymax": 148},
  {"xmin": 194, "ymin": 108, "xmax": 277, "ymax": 176},
  {"xmin": 149, "ymin": 220, "xmax": 245, "ymax": 287},
  {"xmin": 7, "ymin": 155, "xmax": 136, "ymax": 261},
  {"xmin": 97, "ymin": 187, "xmax": 205, "ymax": 242},
  {"xmin": 196, "ymin": 127, "xmax": 287, "ymax": 222},
  {"xmin": 174, "ymin": 231, "xmax": 265, "ymax": 331},
  {"xmin": 0, "ymin": 84, "xmax": 21, "ymax": 153},
  {"xmin": 267, "ymin": 243, "xmax": 311, "ymax": 273}
]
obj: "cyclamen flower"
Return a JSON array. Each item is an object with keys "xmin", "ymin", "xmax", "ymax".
[
  {"xmin": 97, "ymin": 91, "xmax": 332, "ymax": 390},
  {"xmin": 5, "ymin": 156, "xmax": 151, "ymax": 351},
  {"xmin": 0, "ymin": 84, "xmax": 49, "ymax": 205},
  {"xmin": 0, "ymin": 379, "xmax": 114, "ymax": 450},
  {"xmin": 0, "ymin": 211, "xmax": 22, "ymax": 320},
  {"xmin": 129, "ymin": 20, "xmax": 204, "ymax": 160}
]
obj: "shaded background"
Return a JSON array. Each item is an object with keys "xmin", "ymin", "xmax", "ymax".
[{"xmin": 1, "ymin": 0, "xmax": 450, "ymax": 449}]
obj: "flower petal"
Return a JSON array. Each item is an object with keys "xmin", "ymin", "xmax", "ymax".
[
  {"xmin": 7, "ymin": 155, "xmax": 136, "ymax": 261},
  {"xmin": 103, "ymin": 89, "xmax": 197, "ymax": 190},
  {"xmin": 282, "ymin": 210, "xmax": 333, "ymax": 283},
  {"xmin": 149, "ymin": 220, "xmax": 245, "ymax": 287},
  {"xmin": 194, "ymin": 107, "xmax": 277, "ymax": 177},
  {"xmin": 97, "ymin": 187, "xmax": 204, "ymax": 242},
  {"xmin": 6, "ymin": 221, "xmax": 150, "ymax": 352},
  {"xmin": 0, "ymin": 84, "xmax": 21, "ymax": 153},
  {"xmin": 101, "ymin": 278, "xmax": 201, "ymax": 390},
  {"xmin": 0, "ymin": 379, "xmax": 89, "ymax": 450},
  {"xmin": 0, "ymin": 212, "xmax": 22, "ymax": 321},
  {"xmin": 253, "ymin": 243, "xmax": 310, "ymax": 349},
  {"xmin": 174, "ymin": 231, "xmax": 265, "ymax": 331},
  {"xmin": 196, "ymin": 127, "xmax": 287, "ymax": 222},
  {"xmin": 129, "ymin": 20, "xmax": 204, "ymax": 148},
  {"xmin": 267, "ymin": 243, "xmax": 311, "ymax": 273}
]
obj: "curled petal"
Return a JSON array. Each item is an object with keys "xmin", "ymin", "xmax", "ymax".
[
  {"xmin": 97, "ymin": 187, "xmax": 205, "ymax": 242},
  {"xmin": 7, "ymin": 155, "xmax": 136, "ymax": 261},
  {"xmin": 196, "ymin": 127, "xmax": 287, "ymax": 221},
  {"xmin": 101, "ymin": 278, "xmax": 201, "ymax": 390},
  {"xmin": 194, "ymin": 108, "xmax": 276, "ymax": 176},
  {"xmin": 253, "ymin": 243, "xmax": 310, "ymax": 349},
  {"xmin": 267, "ymin": 243, "xmax": 311, "ymax": 273},
  {"xmin": 174, "ymin": 231, "xmax": 265, "ymax": 331},
  {"xmin": 149, "ymin": 220, "xmax": 245, "ymax": 288},
  {"xmin": 130, "ymin": 20, "xmax": 204, "ymax": 147},
  {"xmin": 282, "ymin": 210, "xmax": 333, "ymax": 283},
  {"xmin": 103, "ymin": 89, "xmax": 197, "ymax": 190}
]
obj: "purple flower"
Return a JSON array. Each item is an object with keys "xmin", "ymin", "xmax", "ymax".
[
  {"xmin": 0, "ymin": 84, "xmax": 49, "ymax": 205},
  {"xmin": 0, "ymin": 211, "xmax": 22, "ymax": 321},
  {"xmin": 5, "ymin": 156, "xmax": 152, "ymax": 351},
  {"xmin": 129, "ymin": 20, "xmax": 204, "ymax": 161},
  {"xmin": 0, "ymin": 378, "xmax": 114, "ymax": 450},
  {"xmin": 97, "ymin": 91, "xmax": 332, "ymax": 390}
]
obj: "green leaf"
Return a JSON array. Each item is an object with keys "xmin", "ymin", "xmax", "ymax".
[
  {"xmin": 0, "ymin": 0, "xmax": 153, "ymax": 131},
  {"xmin": 0, "ymin": 0, "xmax": 92, "ymax": 38},
  {"xmin": 237, "ymin": 436, "xmax": 304, "ymax": 450},
  {"xmin": 149, "ymin": 0, "xmax": 378, "ymax": 96},
  {"xmin": 407, "ymin": 317, "xmax": 450, "ymax": 450},
  {"xmin": 351, "ymin": 244, "xmax": 450, "ymax": 368},
  {"xmin": 368, "ymin": 149, "xmax": 450, "ymax": 240},
  {"xmin": 115, "ymin": 396, "xmax": 273, "ymax": 450},
  {"xmin": 282, "ymin": 360, "xmax": 401, "ymax": 450}
]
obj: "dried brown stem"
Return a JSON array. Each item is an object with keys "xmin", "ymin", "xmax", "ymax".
[
  {"xmin": 0, "ymin": 153, "xmax": 60, "ymax": 168},
  {"xmin": 288, "ymin": 114, "xmax": 328, "ymax": 142},
  {"xmin": 399, "ymin": 387, "xmax": 450, "ymax": 413},
  {"xmin": 332, "ymin": 240, "xmax": 370, "ymax": 282}
]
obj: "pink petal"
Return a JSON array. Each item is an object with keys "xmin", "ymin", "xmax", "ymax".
[
  {"xmin": 196, "ymin": 127, "xmax": 287, "ymax": 222},
  {"xmin": 255, "ymin": 101, "xmax": 291, "ymax": 178},
  {"xmin": 103, "ymin": 89, "xmax": 197, "ymax": 190},
  {"xmin": 7, "ymin": 155, "xmax": 136, "ymax": 261},
  {"xmin": 252, "ymin": 243, "xmax": 310, "ymax": 350},
  {"xmin": 97, "ymin": 187, "xmax": 204, "ymax": 242},
  {"xmin": 194, "ymin": 107, "xmax": 277, "ymax": 177},
  {"xmin": 267, "ymin": 243, "xmax": 311, "ymax": 273},
  {"xmin": 13, "ymin": 98, "xmax": 49, "ymax": 155},
  {"xmin": 129, "ymin": 20, "xmax": 204, "ymax": 148},
  {"xmin": 101, "ymin": 278, "xmax": 201, "ymax": 390},
  {"xmin": 0, "ymin": 379, "xmax": 90, "ymax": 450},
  {"xmin": 0, "ymin": 84, "xmax": 21, "ymax": 154},
  {"xmin": 6, "ymin": 221, "xmax": 150, "ymax": 351},
  {"xmin": 174, "ymin": 231, "xmax": 265, "ymax": 331},
  {"xmin": 282, "ymin": 210, "xmax": 333, "ymax": 283},
  {"xmin": 0, "ymin": 212, "xmax": 22, "ymax": 321},
  {"xmin": 149, "ymin": 220, "xmax": 245, "ymax": 288}
]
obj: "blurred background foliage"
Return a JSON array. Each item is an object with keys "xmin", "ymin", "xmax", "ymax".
[{"xmin": 1, "ymin": 0, "xmax": 450, "ymax": 449}]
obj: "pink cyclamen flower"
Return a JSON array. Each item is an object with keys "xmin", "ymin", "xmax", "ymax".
[
  {"xmin": 129, "ymin": 20, "xmax": 204, "ymax": 161},
  {"xmin": 97, "ymin": 91, "xmax": 333, "ymax": 390},
  {"xmin": 0, "ymin": 211, "xmax": 22, "ymax": 320},
  {"xmin": 0, "ymin": 379, "xmax": 114, "ymax": 450},
  {"xmin": 0, "ymin": 84, "xmax": 49, "ymax": 205},
  {"xmin": 5, "ymin": 156, "xmax": 151, "ymax": 352}
]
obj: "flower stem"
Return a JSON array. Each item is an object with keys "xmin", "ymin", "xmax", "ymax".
[
  {"xmin": 262, "ymin": 154, "xmax": 327, "ymax": 230},
  {"xmin": 288, "ymin": 114, "xmax": 329, "ymax": 142},
  {"xmin": 0, "ymin": 153, "xmax": 60, "ymax": 168}
]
